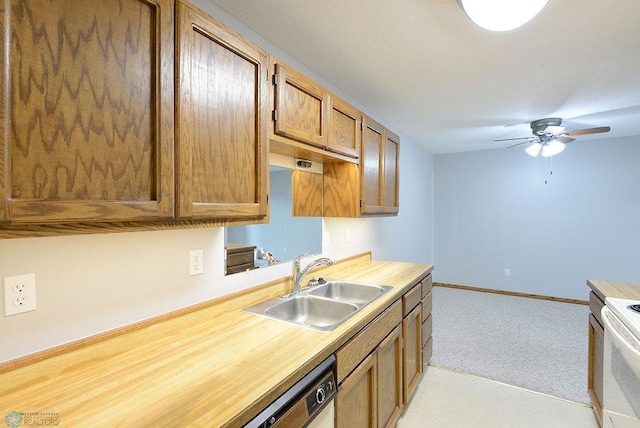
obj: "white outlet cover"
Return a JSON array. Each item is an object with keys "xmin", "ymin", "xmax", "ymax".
[
  {"xmin": 189, "ymin": 249, "xmax": 204, "ymax": 276},
  {"xmin": 4, "ymin": 273, "xmax": 37, "ymax": 316}
]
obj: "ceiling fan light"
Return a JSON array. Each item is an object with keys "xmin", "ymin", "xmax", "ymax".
[
  {"xmin": 541, "ymin": 140, "xmax": 565, "ymax": 157},
  {"xmin": 525, "ymin": 142, "xmax": 542, "ymax": 157},
  {"xmin": 457, "ymin": 0, "xmax": 550, "ymax": 31}
]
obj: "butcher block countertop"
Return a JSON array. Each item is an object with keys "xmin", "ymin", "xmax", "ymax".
[
  {"xmin": 0, "ymin": 253, "xmax": 433, "ymax": 427},
  {"xmin": 587, "ymin": 279, "xmax": 640, "ymax": 301}
]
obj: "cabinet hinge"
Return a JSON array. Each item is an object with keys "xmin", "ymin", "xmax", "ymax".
[
  {"xmin": 360, "ymin": 122, "xmax": 364, "ymax": 131},
  {"xmin": 266, "ymin": 194, "xmax": 269, "ymax": 204},
  {"xmin": 272, "ymin": 110, "xmax": 277, "ymax": 122},
  {"xmin": 359, "ymin": 200, "xmax": 363, "ymax": 208},
  {"xmin": 272, "ymin": 73, "xmax": 278, "ymax": 85}
]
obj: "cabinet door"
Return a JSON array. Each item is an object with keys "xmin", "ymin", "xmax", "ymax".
[
  {"xmin": 361, "ymin": 117, "xmax": 384, "ymax": 214},
  {"xmin": 402, "ymin": 303, "xmax": 423, "ymax": 404},
  {"xmin": 1, "ymin": 0, "xmax": 174, "ymax": 223},
  {"xmin": 176, "ymin": 2, "xmax": 268, "ymax": 219},
  {"xmin": 377, "ymin": 325, "xmax": 403, "ymax": 428},
  {"xmin": 273, "ymin": 63, "xmax": 327, "ymax": 148},
  {"xmin": 336, "ymin": 353, "xmax": 378, "ymax": 428},
  {"xmin": 328, "ymin": 95, "xmax": 361, "ymax": 158},
  {"xmin": 383, "ymin": 131, "xmax": 399, "ymax": 214},
  {"xmin": 588, "ymin": 314, "xmax": 604, "ymax": 422}
]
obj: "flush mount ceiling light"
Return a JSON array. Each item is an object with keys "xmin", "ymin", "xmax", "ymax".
[{"xmin": 457, "ymin": 0, "xmax": 550, "ymax": 31}]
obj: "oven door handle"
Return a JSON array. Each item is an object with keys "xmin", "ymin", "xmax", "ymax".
[{"xmin": 602, "ymin": 306, "xmax": 640, "ymax": 360}]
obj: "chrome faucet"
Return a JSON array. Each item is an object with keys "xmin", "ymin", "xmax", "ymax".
[{"xmin": 291, "ymin": 254, "xmax": 333, "ymax": 294}]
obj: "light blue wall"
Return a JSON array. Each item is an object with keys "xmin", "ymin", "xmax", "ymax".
[{"xmin": 434, "ymin": 135, "xmax": 640, "ymax": 300}]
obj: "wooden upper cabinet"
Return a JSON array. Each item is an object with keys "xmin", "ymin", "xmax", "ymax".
[
  {"xmin": 328, "ymin": 95, "xmax": 361, "ymax": 159},
  {"xmin": 384, "ymin": 130, "xmax": 400, "ymax": 214},
  {"xmin": 360, "ymin": 116, "xmax": 400, "ymax": 216},
  {"xmin": 0, "ymin": 0, "xmax": 175, "ymax": 223},
  {"xmin": 272, "ymin": 61, "xmax": 328, "ymax": 149},
  {"xmin": 361, "ymin": 117, "xmax": 385, "ymax": 215},
  {"xmin": 176, "ymin": 1, "xmax": 268, "ymax": 219}
]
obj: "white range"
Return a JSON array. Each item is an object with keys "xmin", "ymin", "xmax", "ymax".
[{"xmin": 601, "ymin": 297, "xmax": 640, "ymax": 428}]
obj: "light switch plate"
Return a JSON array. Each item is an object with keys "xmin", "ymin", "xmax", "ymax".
[{"xmin": 4, "ymin": 274, "xmax": 37, "ymax": 316}]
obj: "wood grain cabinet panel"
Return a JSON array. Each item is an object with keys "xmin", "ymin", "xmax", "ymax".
[
  {"xmin": 0, "ymin": 0, "xmax": 174, "ymax": 223},
  {"xmin": 403, "ymin": 303, "xmax": 423, "ymax": 404},
  {"xmin": 328, "ymin": 95, "xmax": 361, "ymax": 158},
  {"xmin": 360, "ymin": 116, "xmax": 400, "ymax": 216},
  {"xmin": 377, "ymin": 325, "xmax": 403, "ymax": 428},
  {"xmin": 588, "ymin": 313, "xmax": 604, "ymax": 423},
  {"xmin": 176, "ymin": 1, "xmax": 268, "ymax": 219},
  {"xmin": 292, "ymin": 170, "xmax": 323, "ymax": 217},
  {"xmin": 335, "ymin": 353, "xmax": 378, "ymax": 428},
  {"xmin": 383, "ymin": 130, "xmax": 400, "ymax": 214},
  {"xmin": 273, "ymin": 62, "xmax": 328, "ymax": 149},
  {"xmin": 361, "ymin": 117, "xmax": 385, "ymax": 215}
]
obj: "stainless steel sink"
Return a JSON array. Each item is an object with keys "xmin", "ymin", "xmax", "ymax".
[
  {"xmin": 308, "ymin": 281, "xmax": 393, "ymax": 306},
  {"xmin": 243, "ymin": 280, "xmax": 393, "ymax": 332},
  {"xmin": 266, "ymin": 296, "xmax": 358, "ymax": 330}
]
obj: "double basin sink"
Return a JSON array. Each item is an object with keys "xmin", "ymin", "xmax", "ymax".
[{"xmin": 243, "ymin": 280, "xmax": 393, "ymax": 332}]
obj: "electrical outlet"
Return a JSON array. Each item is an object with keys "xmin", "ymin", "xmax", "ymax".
[
  {"xmin": 504, "ymin": 268, "xmax": 511, "ymax": 277},
  {"xmin": 189, "ymin": 249, "xmax": 204, "ymax": 276},
  {"xmin": 4, "ymin": 274, "xmax": 37, "ymax": 316}
]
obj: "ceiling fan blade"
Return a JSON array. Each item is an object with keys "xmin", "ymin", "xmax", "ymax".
[
  {"xmin": 494, "ymin": 136, "xmax": 532, "ymax": 142},
  {"xmin": 555, "ymin": 136, "xmax": 576, "ymax": 143},
  {"xmin": 565, "ymin": 126, "xmax": 611, "ymax": 136},
  {"xmin": 506, "ymin": 141, "xmax": 532, "ymax": 149}
]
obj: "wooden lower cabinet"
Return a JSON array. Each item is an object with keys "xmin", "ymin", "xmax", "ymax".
[
  {"xmin": 588, "ymin": 313, "xmax": 605, "ymax": 424},
  {"xmin": 402, "ymin": 303, "xmax": 423, "ymax": 404},
  {"xmin": 336, "ymin": 326, "xmax": 403, "ymax": 428},
  {"xmin": 421, "ymin": 274, "xmax": 434, "ymax": 365},
  {"xmin": 377, "ymin": 325, "xmax": 404, "ymax": 428},
  {"xmin": 336, "ymin": 353, "xmax": 377, "ymax": 428}
]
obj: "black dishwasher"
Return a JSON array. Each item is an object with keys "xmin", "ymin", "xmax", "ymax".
[{"xmin": 244, "ymin": 354, "xmax": 337, "ymax": 428}]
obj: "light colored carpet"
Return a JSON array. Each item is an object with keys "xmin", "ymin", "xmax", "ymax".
[{"xmin": 430, "ymin": 286, "xmax": 591, "ymax": 404}]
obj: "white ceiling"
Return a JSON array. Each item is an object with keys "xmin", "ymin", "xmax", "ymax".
[{"xmin": 208, "ymin": 0, "xmax": 640, "ymax": 154}]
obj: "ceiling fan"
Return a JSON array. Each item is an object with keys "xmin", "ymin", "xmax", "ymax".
[{"xmin": 495, "ymin": 118, "xmax": 611, "ymax": 157}]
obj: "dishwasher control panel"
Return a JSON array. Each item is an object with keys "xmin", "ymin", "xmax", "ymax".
[
  {"xmin": 244, "ymin": 354, "xmax": 337, "ymax": 428},
  {"xmin": 305, "ymin": 372, "xmax": 336, "ymax": 416}
]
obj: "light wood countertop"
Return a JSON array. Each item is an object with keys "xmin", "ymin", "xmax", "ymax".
[
  {"xmin": 0, "ymin": 254, "xmax": 433, "ymax": 427},
  {"xmin": 587, "ymin": 279, "xmax": 640, "ymax": 302}
]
